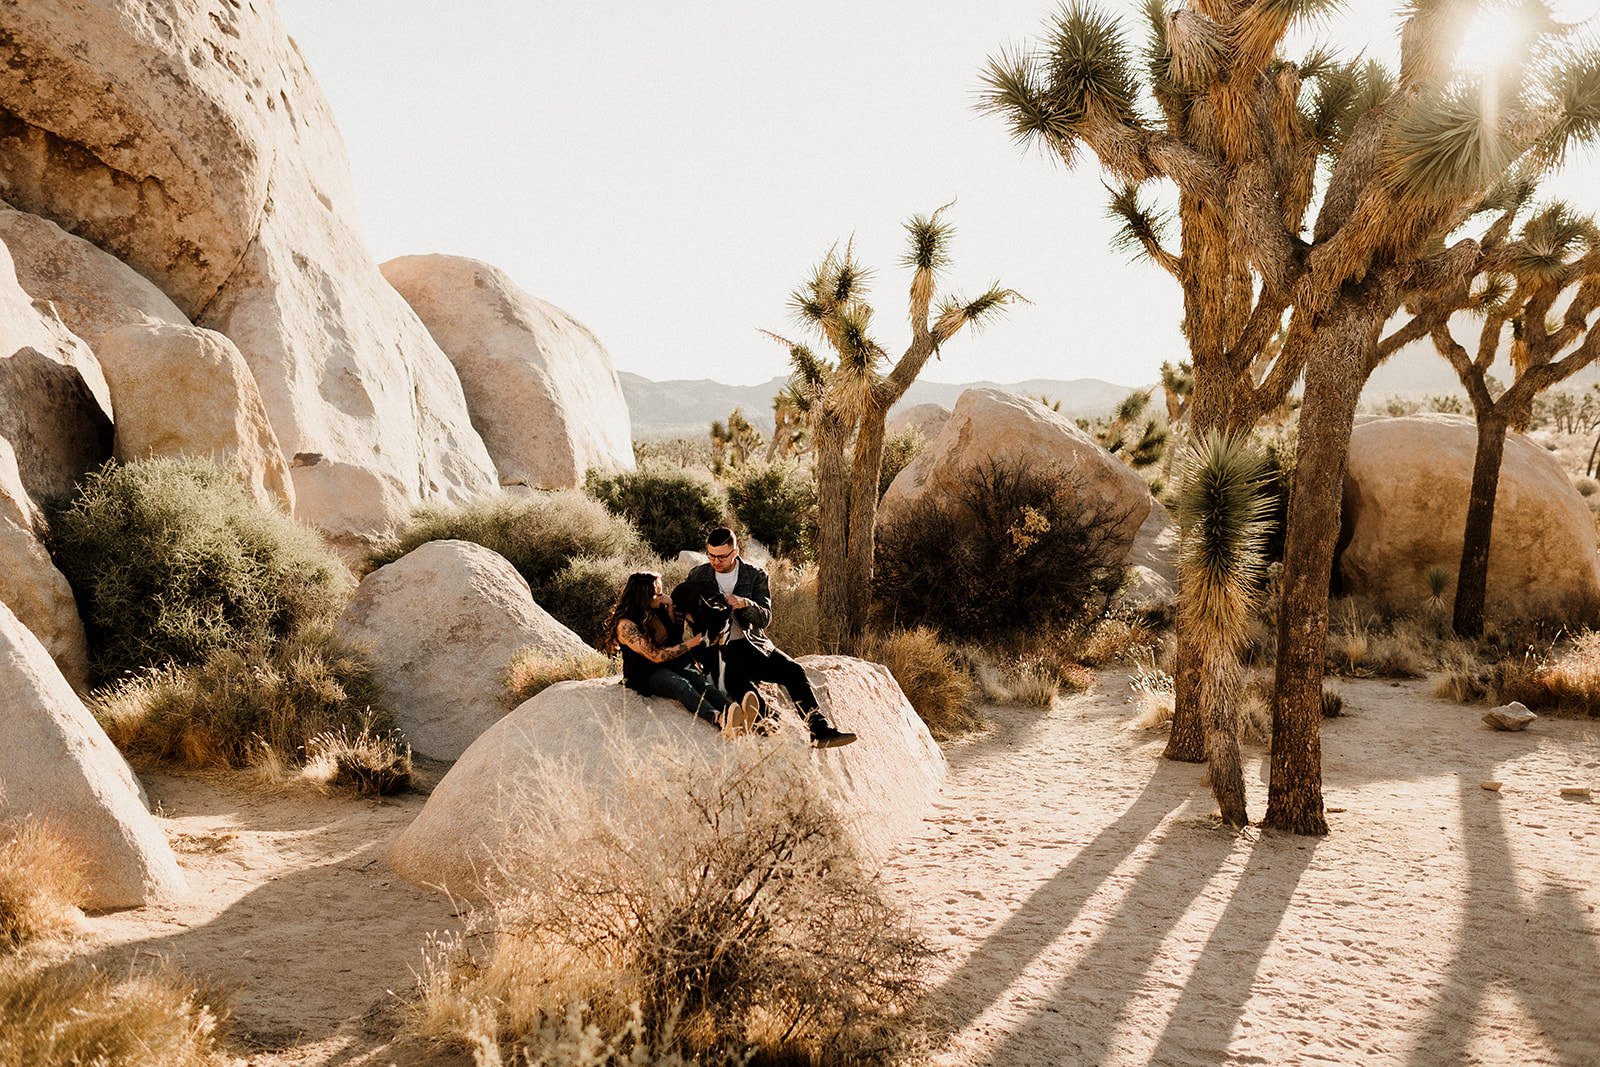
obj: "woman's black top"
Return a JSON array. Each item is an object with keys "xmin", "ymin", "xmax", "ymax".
[{"xmin": 619, "ymin": 607, "xmax": 694, "ymax": 692}]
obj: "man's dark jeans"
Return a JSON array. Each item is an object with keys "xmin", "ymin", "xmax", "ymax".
[{"xmin": 719, "ymin": 638, "xmax": 819, "ymax": 713}]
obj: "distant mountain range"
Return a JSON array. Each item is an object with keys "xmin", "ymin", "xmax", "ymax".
[{"xmin": 621, "ymin": 372, "xmax": 1140, "ymax": 439}]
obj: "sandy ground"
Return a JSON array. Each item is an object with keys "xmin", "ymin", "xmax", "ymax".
[{"xmin": 64, "ymin": 674, "xmax": 1600, "ymax": 1066}]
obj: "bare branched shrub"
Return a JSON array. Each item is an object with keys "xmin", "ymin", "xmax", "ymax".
[
  {"xmin": 874, "ymin": 457, "xmax": 1131, "ymax": 641},
  {"xmin": 91, "ymin": 625, "xmax": 389, "ymax": 771},
  {"xmin": 0, "ymin": 820, "xmax": 85, "ymax": 950},
  {"xmin": 858, "ymin": 627, "xmax": 982, "ymax": 738},
  {"xmin": 0, "ymin": 958, "xmax": 230, "ymax": 1065},
  {"xmin": 503, "ymin": 648, "xmax": 615, "ymax": 708},
  {"xmin": 303, "ymin": 714, "xmax": 413, "ymax": 796},
  {"xmin": 414, "ymin": 740, "xmax": 934, "ymax": 1063}
]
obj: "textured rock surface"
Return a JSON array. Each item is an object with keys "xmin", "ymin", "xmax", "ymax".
[
  {"xmin": 0, "ymin": 1, "xmax": 496, "ymax": 538},
  {"xmin": 335, "ymin": 540, "xmax": 592, "ymax": 761},
  {"xmin": 95, "ymin": 323, "xmax": 293, "ymax": 511},
  {"xmin": 882, "ymin": 388, "xmax": 1153, "ymax": 560},
  {"xmin": 887, "ymin": 401, "xmax": 951, "ymax": 442},
  {"xmin": 381, "ymin": 255, "xmax": 634, "ymax": 489},
  {"xmin": 0, "ymin": 239, "xmax": 111, "ymax": 505},
  {"xmin": 0, "ymin": 201, "xmax": 188, "ymax": 347},
  {"xmin": 0, "ymin": 598, "xmax": 185, "ymax": 909},
  {"xmin": 0, "ymin": 435, "xmax": 88, "ymax": 689},
  {"xmin": 1483, "ymin": 701, "xmax": 1537, "ymax": 732},
  {"xmin": 1120, "ymin": 497, "xmax": 1179, "ymax": 608},
  {"xmin": 389, "ymin": 656, "xmax": 946, "ymax": 897},
  {"xmin": 1340, "ymin": 414, "xmax": 1600, "ymax": 620}
]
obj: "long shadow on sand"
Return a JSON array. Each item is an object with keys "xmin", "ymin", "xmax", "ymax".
[{"xmin": 1404, "ymin": 776, "xmax": 1600, "ymax": 1066}]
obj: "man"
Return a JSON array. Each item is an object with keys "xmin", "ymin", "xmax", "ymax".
[{"xmin": 687, "ymin": 527, "xmax": 857, "ymax": 748}]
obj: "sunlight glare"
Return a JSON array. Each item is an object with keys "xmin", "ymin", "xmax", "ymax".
[{"xmin": 1454, "ymin": 6, "xmax": 1536, "ymax": 77}]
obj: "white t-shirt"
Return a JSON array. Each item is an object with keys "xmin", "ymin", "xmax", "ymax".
[{"xmin": 715, "ymin": 564, "xmax": 745, "ymax": 640}]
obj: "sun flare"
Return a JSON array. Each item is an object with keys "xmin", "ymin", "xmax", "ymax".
[{"xmin": 1454, "ymin": 6, "xmax": 1539, "ymax": 75}]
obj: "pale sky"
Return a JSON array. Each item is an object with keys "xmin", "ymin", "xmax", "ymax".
[{"xmin": 275, "ymin": 0, "xmax": 1600, "ymax": 388}]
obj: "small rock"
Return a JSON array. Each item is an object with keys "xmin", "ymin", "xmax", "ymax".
[
  {"xmin": 1559, "ymin": 787, "xmax": 1591, "ymax": 798},
  {"xmin": 1483, "ymin": 702, "xmax": 1537, "ymax": 731},
  {"xmin": 1481, "ymin": 781, "xmax": 1503, "ymax": 792}
]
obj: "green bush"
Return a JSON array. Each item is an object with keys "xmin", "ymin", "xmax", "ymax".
[
  {"xmin": 91, "ymin": 626, "xmax": 389, "ymax": 770},
  {"xmin": 874, "ymin": 457, "xmax": 1131, "ymax": 641},
  {"xmin": 726, "ymin": 461, "xmax": 817, "ymax": 561},
  {"xmin": 50, "ymin": 459, "xmax": 348, "ymax": 684},
  {"xmin": 539, "ymin": 555, "xmax": 637, "ymax": 649},
  {"xmin": 879, "ymin": 426, "xmax": 925, "ymax": 500},
  {"xmin": 585, "ymin": 465, "xmax": 727, "ymax": 557}
]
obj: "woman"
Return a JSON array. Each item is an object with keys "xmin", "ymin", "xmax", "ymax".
[{"xmin": 603, "ymin": 571, "xmax": 758, "ymax": 735}]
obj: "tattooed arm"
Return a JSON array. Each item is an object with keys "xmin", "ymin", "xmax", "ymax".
[{"xmin": 616, "ymin": 618, "xmax": 704, "ymax": 663}]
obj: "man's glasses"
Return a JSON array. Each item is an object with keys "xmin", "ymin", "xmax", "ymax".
[{"xmin": 707, "ymin": 548, "xmax": 736, "ymax": 562}]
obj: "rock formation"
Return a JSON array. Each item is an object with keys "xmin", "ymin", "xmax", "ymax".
[
  {"xmin": 0, "ymin": 599, "xmax": 185, "ymax": 910},
  {"xmin": 887, "ymin": 401, "xmax": 950, "ymax": 442},
  {"xmin": 381, "ymin": 254, "xmax": 634, "ymax": 490},
  {"xmin": 389, "ymin": 656, "xmax": 946, "ymax": 897},
  {"xmin": 0, "ymin": 2, "xmax": 497, "ymax": 540},
  {"xmin": 0, "ymin": 435, "xmax": 89, "ymax": 689},
  {"xmin": 334, "ymin": 539, "xmax": 592, "ymax": 761},
  {"xmin": 881, "ymin": 388, "xmax": 1153, "ymax": 561},
  {"xmin": 95, "ymin": 323, "xmax": 294, "ymax": 511},
  {"xmin": 1340, "ymin": 414, "xmax": 1600, "ymax": 620}
]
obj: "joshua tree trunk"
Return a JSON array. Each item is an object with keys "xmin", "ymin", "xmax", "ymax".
[
  {"xmin": 813, "ymin": 417, "xmax": 852, "ymax": 652},
  {"xmin": 1201, "ymin": 663, "xmax": 1248, "ymax": 826},
  {"xmin": 1452, "ymin": 414, "xmax": 1510, "ymax": 638},
  {"xmin": 1266, "ymin": 304, "xmax": 1380, "ymax": 836},
  {"xmin": 840, "ymin": 408, "xmax": 890, "ymax": 654}
]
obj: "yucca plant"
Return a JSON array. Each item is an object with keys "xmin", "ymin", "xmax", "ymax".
[
  {"xmin": 766, "ymin": 207, "xmax": 1022, "ymax": 652},
  {"xmin": 983, "ymin": 0, "xmax": 1600, "ymax": 834},
  {"xmin": 1174, "ymin": 432, "xmax": 1274, "ymax": 827}
]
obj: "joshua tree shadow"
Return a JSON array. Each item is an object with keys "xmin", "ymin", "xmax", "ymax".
[{"xmin": 1403, "ymin": 776, "xmax": 1600, "ymax": 1066}]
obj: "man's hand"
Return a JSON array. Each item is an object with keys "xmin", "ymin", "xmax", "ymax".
[{"xmin": 724, "ymin": 593, "xmax": 749, "ymax": 610}]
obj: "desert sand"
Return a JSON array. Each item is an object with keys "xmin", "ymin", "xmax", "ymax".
[{"xmin": 63, "ymin": 674, "xmax": 1600, "ymax": 1066}]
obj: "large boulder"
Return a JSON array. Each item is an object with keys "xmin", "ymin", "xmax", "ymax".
[
  {"xmin": 1120, "ymin": 497, "xmax": 1179, "ymax": 608},
  {"xmin": 0, "ymin": 598, "xmax": 185, "ymax": 910},
  {"xmin": 0, "ymin": 201, "xmax": 189, "ymax": 347},
  {"xmin": 381, "ymin": 254, "xmax": 635, "ymax": 490},
  {"xmin": 1340, "ymin": 414, "xmax": 1600, "ymax": 619},
  {"xmin": 335, "ymin": 539, "xmax": 592, "ymax": 761},
  {"xmin": 881, "ymin": 388, "xmax": 1153, "ymax": 559},
  {"xmin": 0, "ymin": 435, "xmax": 89, "ymax": 689},
  {"xmin": 0, "ymin": 239, "xmax": 111, "ymax": 506},
  {"xmin": 887, "ymin": 402, "xmax": 950, "ymax": 442},
  {"xmin": 95, "ymin": 323, "xmax": 294, "ymax": 511},
  {"xmin": 389, "ymin": 656, "xmax": 945, "ymax": 897},
  {"xmin": 0, "ymin": 2, "xmax": 497, "ymax": 540}
]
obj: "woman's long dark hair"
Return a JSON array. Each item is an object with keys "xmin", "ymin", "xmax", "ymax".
[{"xmin": 602, "ymin": 571, "xmax": 662, "ymax": 655}]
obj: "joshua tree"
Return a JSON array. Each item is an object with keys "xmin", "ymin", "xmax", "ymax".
[
  {"xmin": 983, "ymin": 0, "xmax": 1600, "ymax": 833},
  {"xmin": 1403, "ymin": 197, "xmax": 1600, "ymax": 636},
  {"xmin": 1094, "ymin": 389, "xmax": 1171, "ymax": 469},
  {"xmin": 710, "ymin": 407, "xmax": 763, "ymax": 475},
  {"xmin": 767, "ymin": 207, "xmax": 1020, "ymax": 652},
  {"xmin": 1174, "ymin": 431, "xmax": 1274, "ymax": 827},
  {"xmin": 765, "ymin": 387, "xmax": 812, "ymax": 462}
]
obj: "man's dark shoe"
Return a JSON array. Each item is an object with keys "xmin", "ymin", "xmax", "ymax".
[{"xmin": 809, "ymin": 723, "xmax": 858, "ymax": 749}]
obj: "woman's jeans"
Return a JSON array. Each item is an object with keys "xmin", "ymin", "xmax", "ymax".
[{"xmin": 646, "ymin": 666, "xmax": 731, "ymax": 727}]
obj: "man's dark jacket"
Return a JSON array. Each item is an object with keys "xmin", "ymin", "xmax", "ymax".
[{"xmin": 685, "ymin": 559, "xmax": 777, "ymax": 653}]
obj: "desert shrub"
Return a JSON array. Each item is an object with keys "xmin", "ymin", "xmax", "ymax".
[
  {"xmin": 504, "ymin": 647, "xmax": 615, "ymax": 707},
  {"xmin": 1074, "ymin": 613, "xmax": 1163, "ymax": 667},
  {"xmin": 0, "ymin": 820, "xmax": 85, "ymax": 951},
  {"xmin": 373, "ymin": 491, "xmax": 646, "ymax": 588},
  {"xmin": 1128, "ymin": 659, "xmax": 1175, "ymax": 729},
  {"xmin": 413, "ymin": 740, "xmax": 933, "ymax": 1063},
  {"xmin": 961, "ymin": 646, "xmax": 1065, "ymax": 709},
  {"xmin": 0, "ymin": 958, "xmax": 230, "ymax": 1066},
  {"xmin": 91, "ymin": 625, "xmax": 388, "ymax": 770},
  {"xmin": 725, "ymin": 461, "xmax": 818, "ymax": 561},
  {"xmin": 539, "ymin": 555, "xmax": 637, "ymax": 648},
  {"xmin": 303, "ymin": 714, "xmax": 412, "ymax": 796},
  {"xmin": 858, "ymin": 626, "xmax": 982, "ymax": 739},
  {"xmin": 1493, "ymin": 630, "xmax": 1600, "ymax": 717},
  {"xmin": 1321, "ymin": 686, "xmax": 1345, "ymax": 717},
  {"xmin": 878, "ymin": 426, "xmax": 925, "ymax": 500},
  {"xmin": 767, "ymin": 562, "xmax": 825, "ymax": 657},
  {"xmin": 874, "ymin": 458, "xmax": 1131, "ymax": 641},
  {"xmin": 50, "ymin": 458, "xmax": 349, "ymax": 684},
  {"xmin": 585, "ymin": 465, "xmax": 727, "ymax": 558}
]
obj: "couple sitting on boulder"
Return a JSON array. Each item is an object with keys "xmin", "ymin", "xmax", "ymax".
[{"xmin": 601, "ymin": 526, "xmax": 857, "ymax": 748}]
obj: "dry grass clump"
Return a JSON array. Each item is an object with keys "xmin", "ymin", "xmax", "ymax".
[
  {"xmin": 0, "ymin": 957, "xmax": 230, "ymax": 1066},
  {"xmin": 414, "ymin": 740, "xmax": 934, "ymax": 1064},
  {"xmin": 858, "ymin": 626, "xmax": 982, "ymax": 738},
  {"xmin": 91, "ymin": 625, "xmax": 390, "ymax": 772},
  {"xmin": 1075, "ymin": 613, "xmax": 1163, "ymax": 668},
  {"xmin": 303, "ymin": 716, "xmax": 413, "ymax": 796},
  {"xmin": 1495, "ymin": 630, "xmax": 1600, "ymax": 717},
  {"xmin": 1128, "ymin": 659, "xmax": 1175, "ymax": 730},
  {"xmin": 0, "ymin": 820, "xmax": 85, "ymax": 950},
  {"xmin": 503, "ymin": 648, "xmax": 615, "ymax": 708},
  {"xmin": 766, "ymin": 561, "xmax": 825, "ymax": 657}
]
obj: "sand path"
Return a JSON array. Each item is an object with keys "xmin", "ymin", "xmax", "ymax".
[{"xmin": 68, "ymin": 674, "xmax": 1600, "ymax": 1065}]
